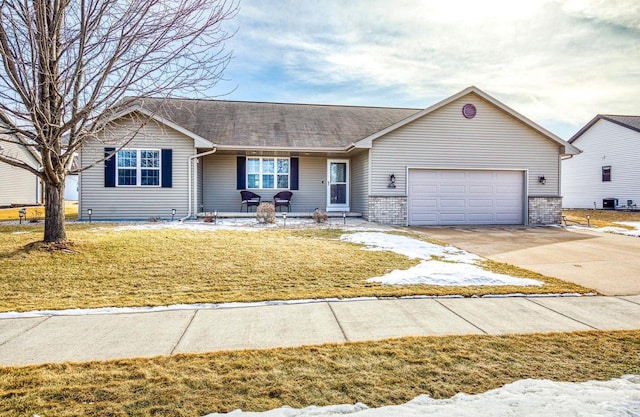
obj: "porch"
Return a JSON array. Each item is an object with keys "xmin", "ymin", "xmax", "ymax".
[{"xmin": 196, "ymin": 211, "xmax": 363, "ymax": 219}]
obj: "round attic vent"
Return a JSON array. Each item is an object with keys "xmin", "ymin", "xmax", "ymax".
[{"xmin": 462, "ymin": 103, "xmax": 477, "ymax": 119}]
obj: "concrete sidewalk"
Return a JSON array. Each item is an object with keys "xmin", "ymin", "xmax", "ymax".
[{"xmin": 1, "ymin": 295, "xmax": 640, "ymax": 367}]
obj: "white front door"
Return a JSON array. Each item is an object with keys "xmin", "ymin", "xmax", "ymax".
[{"xmin": 327, "ymin": 160, "xmax": 350, "ymax": 212}]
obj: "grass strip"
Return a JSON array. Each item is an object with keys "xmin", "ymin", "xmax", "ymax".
[
  {"xmin": 0, "ymin": 202, "xmax": 78, "ymax": 222},
  {"xmin": 0, "ymin": 225, "xmax": 591, "ymax": 312},
  {"xmin": 0, "ymin": 330, "xmax": 638, "ymax": 416},
  {"xmin": 563, "ymin": 209, "xmax": 640, "ymax": 229}
]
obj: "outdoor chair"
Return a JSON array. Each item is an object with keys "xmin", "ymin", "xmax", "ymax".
[
  {"xmin": 240, "ymin": 190, "xmax": 261, "ymax": 212},
  {"xmin": 273, "ymin": 191, "xmax": 293, "ymax": 212}
]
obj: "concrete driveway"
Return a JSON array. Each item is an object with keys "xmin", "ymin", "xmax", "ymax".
[{"xmin": 409, "ymin": 226, "xmax": 640, "ymax": 296}]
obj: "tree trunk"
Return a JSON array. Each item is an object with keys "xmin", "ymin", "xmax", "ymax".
[{"xmin": 43, "ymin": 179, "xmax": 67, "ymax": 243}]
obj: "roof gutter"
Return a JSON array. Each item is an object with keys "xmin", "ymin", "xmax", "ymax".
[{"xmin": 180, "ymin": 147, "xmax": 217, "ymax": 222}]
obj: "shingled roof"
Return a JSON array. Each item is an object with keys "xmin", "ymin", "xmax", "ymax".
[
  {"xmin": 138, "ymin": 97, "xmax": 420, "ymax": 149},
  {"xmin": 570, "ymin": 114, "xmax": 640, "ymax": 143}
]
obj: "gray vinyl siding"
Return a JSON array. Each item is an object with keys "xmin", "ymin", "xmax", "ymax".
[
  {"xmin": 350, "ymin": 150, "xmax": 369, "ymax": 217},
  {"xmin": 201, "ymin": 154, "xmax": 327, "ymax": 212},
  {"xmin": 562, "ymin": 119, "xmax": 640, "ymax": 208},
  {"xmin": 79, "ymin": 118, "xmax": 194, "ymax": 220},
  {"xmin": 0, "ymin": 140, "xmax": 40, "ymax": 206},
  {"xmin": 370, "ymin": 94, "xmax": 561, "ymax": 197}
]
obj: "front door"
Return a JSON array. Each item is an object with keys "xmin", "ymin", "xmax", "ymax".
[{"xmin": 327, "ymin": 160, "xmax": 349, "ymax": 212}]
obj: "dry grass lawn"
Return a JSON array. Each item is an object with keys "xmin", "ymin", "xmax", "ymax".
[
  {"xmin": 0, "ymin": 224, "xmax": 592, "ymax": 312},
  {"xmin": 0, "ymin": 201, "xmax": 78, "ymax": 222},
  {"xmin": 563, "ymin": 209, "xmax": 640, "ymax": 229},
  {"xmin": 0, "ymin": 330, "xmax": 638, "ymax": 416}
]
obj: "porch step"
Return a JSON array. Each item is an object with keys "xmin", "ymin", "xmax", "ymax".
[{"xmin": 196, "ymin": 211, "xmax": 362, "ymax": 219}]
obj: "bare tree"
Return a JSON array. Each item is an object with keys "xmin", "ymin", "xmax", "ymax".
[{"xmin": 0, "ymin": 0, "xmax": 238, "ymax": 243}]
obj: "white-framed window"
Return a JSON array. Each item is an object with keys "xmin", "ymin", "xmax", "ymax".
[
  {"xmin": 247, "ymin": 157, "xmax": 289, "ymax": 189},
  {"xmin": 117, "ymin": 149, "xmax": 161, "ymax": 186}
]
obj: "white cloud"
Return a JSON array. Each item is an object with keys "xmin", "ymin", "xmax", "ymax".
[{"xmin": 217, "ymin": 0, "xmax": 639, "ymax": 137}]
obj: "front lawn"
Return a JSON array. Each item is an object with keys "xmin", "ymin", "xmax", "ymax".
[
  {"xmin": 0, "ymin": 223, "xmax": 591, "ymax": 312},
  {"xmin": 1, "ymin": 330, "xmax": 637, "ymax": 416}
]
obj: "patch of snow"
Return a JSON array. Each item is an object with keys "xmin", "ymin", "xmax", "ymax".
[
  {"xmin": 341, "ymin": 232, "xmax": 480, "ymax": 263},
  {"xmin": 568, "ymin": 221, "xmax": 640, "ymax": 237},
  {"xmin": 202, "ymin": 376, "xmax": 640, "ymax": 417},
  {"xmin": 341, "ymin": 232, "xmax": 542, "ymax": 287},
  {"xmin": 367, "ymin": 261, "xmax": 542, "ymax": 287}
]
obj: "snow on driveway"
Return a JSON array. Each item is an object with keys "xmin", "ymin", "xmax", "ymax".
[
  {"xmin": 341, "ymin": 232, "xmax": 542, "ymax": 287},
  {"xmin": 203, "ymin": 375, "xmax": 640, "ymax": 417}
]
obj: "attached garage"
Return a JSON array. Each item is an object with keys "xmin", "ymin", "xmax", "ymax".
[{"xmin": 408, "ymin": 169, "xmax": 525, "ymax": 226}]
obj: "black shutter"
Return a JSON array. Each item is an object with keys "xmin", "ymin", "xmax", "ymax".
[
  {"xmin": 161, "ymin": 149, "xmax": 172, "ymax": 188},
  {"xmin": 290, "ymin": 157, "xmax": 299, "ymax": 190},
  {"xmin": 104, "ymin": 147, "xmax": 116, "ymax": 187},
  {"xmin": 237, "ymin": 156, "xmax": 246, "ymax": 189}
]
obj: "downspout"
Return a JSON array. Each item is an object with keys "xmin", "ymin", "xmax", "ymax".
[{"xmin": 180, "ymin": 148, "xmax": 217, "ymax": 222}]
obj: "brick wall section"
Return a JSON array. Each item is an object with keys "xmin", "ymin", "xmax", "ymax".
[
  {"xmin": 368, "ymin": 196, "xmax": 407, "ymax": 225},
  {"xmin": 528, "ymin": 196, "xmax": 562, "ymax": 225}
]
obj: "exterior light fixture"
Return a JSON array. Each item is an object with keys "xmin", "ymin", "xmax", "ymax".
[
  {"xmin": 343, "ymin": 211, "xmax": 346, "ymax": 225},
  {"xmin": 388, "ymin": 173, "xmax": 396, "ymax": 188},
  {"xmin": 214, "ymin": 210, "xmax": 218, "ymax": 224},
  {"xmin": 87, "ymin": 208, "xmax": 93, "ymax": 223},
  {"xmin": 282, "ymin": 212, "xmax": 287, "ymax": 227},
  {"xmin": 18, "ymin": 208, "xmax": 26, "ymax": 224},
  {"xmin": 586, "ymin": 215, "xmax": 590, "ymax": 228},
  {"xmin": 538, "ymin": 176, "xmax": 546, "ymax": 185},
  {"xmin": 171, "ymin": 208, "xmax": 176, "ymax": 222}
]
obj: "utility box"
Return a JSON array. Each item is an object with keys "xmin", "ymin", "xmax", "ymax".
[{"xmin": 603, "ymin": 198, "xmax": 618, "ymax": 210}]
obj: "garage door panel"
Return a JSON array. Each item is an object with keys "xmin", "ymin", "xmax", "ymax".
[
  {"xmin": 411, "ymin": 198, "xmax": 437, "ymax": 209},
  {"xmin": 469, "ymin": 185, "xmax": 493, "ymax": 193},
  {"xmin": 468, "ymin": 213, "xmax": 495, "ymax": 223},
  {"xmin": 440, "ymin": 185, "xmax": 466, "ymax": 194},
  {"xmin": 440, "ymin": 199, "xmax": 465, "ymax": 208},
  {"xmin": 408, "ymin": 169, "xmax": 524, "ymax": 226},
  {"xmin": 440, "ymin": 213, "xmax": 466, "ymax": 223},
  {"xmin": 469, "ymin": 199, "xmax": 494, "ymax": 208},
  {"xmin": 496, "ymin": 199, "xmax": 521, "ymax": 208},
  {"xmin": 411, "ymin": 184, "xmax": 437, "ymax": 194}
]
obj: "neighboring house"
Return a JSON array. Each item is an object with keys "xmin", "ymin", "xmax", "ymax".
[
  {"xmin": 0, "ymin": 136, "xmax": 42, "ymax": 207},
  {"xmin": 79, "ymin": 86, "xmax": 579, "ymax": 225},
  {"xmin": 562, "ymin": 115, "xmax": 640, "ymax": 209},
  {"xmin": 64, "ymin": 153, "xmax": 79, "ymax": 201}
]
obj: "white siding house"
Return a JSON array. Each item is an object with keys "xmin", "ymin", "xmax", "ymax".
[
  {"xmin": 562, "ymin": 115, "xmax": 640, "ymax": 209},
  {"xmin": 0, "ymin": 137, "xmax": 42, "ymax": 206}
]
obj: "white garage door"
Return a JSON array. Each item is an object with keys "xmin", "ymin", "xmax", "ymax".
[{"xmin": 408, "ymin": 169, "xmax": 524, "ymax": 226}]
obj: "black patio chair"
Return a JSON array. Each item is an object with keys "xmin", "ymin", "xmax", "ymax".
[
  {"xmin": 273, "ymin": 191, "xmax": 293, "ymax": 212},
  {"xmin": 240, "ymin": 190, "xmax": 261, "ymax": 212}
]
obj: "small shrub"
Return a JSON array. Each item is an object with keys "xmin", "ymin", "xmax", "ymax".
[
  {"xmin": 312, "ymin": 208, "xmax": 328, "ymax": 223},
  {"xmin": 256, "ymin": 202, "xmax": 276, "ymax": 224}
]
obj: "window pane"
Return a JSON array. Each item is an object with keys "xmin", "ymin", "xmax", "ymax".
[
  {"xmin": 247, "ymin": 158, "xmax": 260, "ymax": 173},
  {"xmin": 117, "ymin": 150, "xmax": 137, "ymax": 168},
  {"xmin": 330, "ymin": 184, "xmax": 347, "ymax": 204},
  {"xmin": 248, "ymin": 174, "xmax": 260, "ymax": 188},
  {"xmin": 262, "ymin": 158, "xmax": 274, "ymax": 174},
  {"xmin": 602, "ymin": 166, "xmax": 611, "ymax": 182},
  {"xmin": 141, "ymin": 169, "xmax": 160, "ymax": 186},
  {"xmin": 141, "ymin": 150, "xmax": 159, "ymax": 168},
  {"xmin": 277, "ymin": 159, "xmax": 289, "ymax": 173},
  {"xmin": 118, "ymin": 168, "xmax": 137, "ymax": 185},
  {"xmin": 277, "ymin": 174, "xmax": 289, "ymax": 189},
  {"xmin": 262, "ymin": 174, "xmax": 274, "ymax": 189},
  {"xmin": 330, "ymin": 163, "xmax": 346, "ymax": 183}
]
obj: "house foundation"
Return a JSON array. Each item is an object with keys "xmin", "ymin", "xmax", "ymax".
[
  {"xmin": 368, "ymin": 196, "xmax": 407, "ymax": 225},
  {"xmin": 528, "ymin": 196, "xmax": 563, "ymax": 225}
]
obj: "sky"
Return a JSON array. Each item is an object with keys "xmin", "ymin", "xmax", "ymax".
[{"xmin": 210, "ymin": 0, "xmax": 639, "ymax": 139}]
